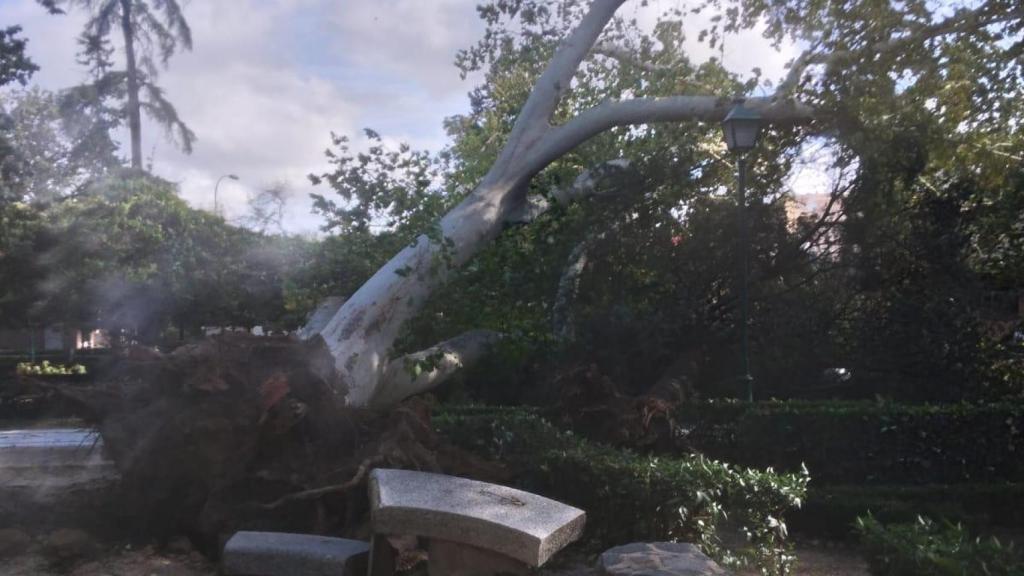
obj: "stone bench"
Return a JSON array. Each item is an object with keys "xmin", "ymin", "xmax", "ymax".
[
  {"xmin": 368, "ymin": 468, "xmax": 586, "ymax": 576},
  {"xmin": 222, "ymin": 531, "xmax": 370, "ymax": 576}
]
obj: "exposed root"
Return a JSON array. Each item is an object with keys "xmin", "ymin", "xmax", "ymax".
[{"xmin": 256, "ymin": 456, "xmax": 384, "ymax": 511}]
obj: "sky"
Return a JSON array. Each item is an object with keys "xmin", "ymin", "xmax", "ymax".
[{"xmin": 0, "ymin": 0, "xmax": 814, "ymax": 234}]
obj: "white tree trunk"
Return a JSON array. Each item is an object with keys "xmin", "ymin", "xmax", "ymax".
[{"xmin": 313, "ymin": 0, "xmax": 815, "ymax": 408}]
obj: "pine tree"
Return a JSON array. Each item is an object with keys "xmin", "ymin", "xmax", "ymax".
[{"xmin": 39, "ymin": 0, "xmax": 195, "ymax": 169}]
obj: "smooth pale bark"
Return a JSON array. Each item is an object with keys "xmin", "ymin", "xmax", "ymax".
[
  {"xmin": 315, "ymin": 0, "xmax": 816, "ymax": 408},
  {"xmin": 371, "ymin": 330, "xmax": 504, "ymax": 409},
  {"xmin": 296, "ymin": 296, "xmax": 345, "ymax": 341}
]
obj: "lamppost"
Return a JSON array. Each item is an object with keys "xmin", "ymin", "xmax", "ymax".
[
  {"xmin": 214, "ymin": 174, "xmax": 240, "ymax": 215},
  {"xmin": 721, "ymin": 100, "xmax": 763, "ymax": 402}
]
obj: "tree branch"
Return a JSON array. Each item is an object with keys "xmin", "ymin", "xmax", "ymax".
[
  {"xmin": 592, "ymin": 41, "xmax": 675, "ymax": 72},
  {"xmin": 502, "ymin": 0, "xmax": 628, "ymax": 161},
  {"xmin": 506, "ymin": 159, "xmax": 637, "ymax": 224},
  {"xmin": 553, "ymin": 240, "xmax": 592, "ymax": 341},
  {"xmin": 371, "ymin": 330, "xmax": 504, "ymax": 408},
  {"xmin": 296, "ymin": 296, "xmax": 346, "ymax": 340},
  {"xmin": 519, "ymin": 95, "xmax": 814, "ymax": 179},
  {"xmin": 552, "ymin": 216, "xmax": 632, "ymax": 340},
  {"xmin": 777, "ymin": 1, "xmax": 1022, "ymax": 93}
]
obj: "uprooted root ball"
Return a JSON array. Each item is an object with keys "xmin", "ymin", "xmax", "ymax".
[{"xmin": 55, "ymin": 333, "xmax": 506, "ymax": 555}]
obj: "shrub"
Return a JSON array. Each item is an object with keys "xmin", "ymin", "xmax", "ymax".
[
  {"xmin": 676, "ymin": 400, "xmax": 1024, "ymax": 485},
  {"xmin": 435, "ymin": 406, "xmax": 809, "ymax": 576},
  {"xmin": 856, "ymin": 514, "xmax": 1024, "ymax": 576}
]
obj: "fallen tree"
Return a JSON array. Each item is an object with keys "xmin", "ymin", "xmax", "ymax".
[
  {"xmin": 305, "ymin": 0, "xmax": 1024, "ymax": 408},
  {"xmin": 305, "ymin": 0, "xmax": 815, "ymax": 408}
]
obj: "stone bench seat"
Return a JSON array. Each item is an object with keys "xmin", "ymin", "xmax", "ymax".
[
  {"xmin": 369, "ymin": 468, "xmax": 586, "ymax": 576},
  {"xmin": 222, "ymin": 531, "xmax": 370, "ymax": 576}
]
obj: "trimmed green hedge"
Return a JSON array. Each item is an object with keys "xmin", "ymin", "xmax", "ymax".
[
  {"xmin": 857, "ymin": 515, "xmax": 1024, "ymax": 576},
  {"xmin": 435, "ymin": 406, "xmax": 808, "ymax": 575},
  {"xmin": 676, "ymin": 400, "xmax": 1024, "ymax": 485},
  {"xmin": 791, "ymin": 483, "xmax": 1024, "ymax": 539}
]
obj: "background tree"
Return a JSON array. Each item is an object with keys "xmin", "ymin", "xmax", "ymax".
[
  {"xmin": 32, "ymin": 170, "xmax": 297, "ymax": 343},
  {"xmin": 242, "ymin": 181, "xmax": 290, "ymax": 235},
  {"xmin": 2, "ymin": 87, "xmax": 120, "ymax": 203},
  {"xmin": 1, "ymin": 25, "xmax": 40, "ymax": 201},
  {"xmin": 39, "ymin": 0, "xmax": 195, "ymax": 169}
]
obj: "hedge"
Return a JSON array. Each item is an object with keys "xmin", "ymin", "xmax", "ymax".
[
  {"xmin": 435, "ymin": 406, "xmax": 808, "ymax": 575},
  {"xmin": 856, "ymin": 515, "xmax": 1024, "ymax": 576},
  {"xmin": 676, "ymin": 400, "xmax": 1024, "ymax": 485},
  {"xmin": 790, "ymin": 483, "xmax": 1024, "ymax": 539}
]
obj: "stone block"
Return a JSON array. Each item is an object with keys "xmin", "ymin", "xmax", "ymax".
[{"xmin": 222, "ymin": 531, "xmax": 369, "ymax": 576}]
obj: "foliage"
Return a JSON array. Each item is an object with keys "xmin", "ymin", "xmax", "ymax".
[
  {"xmin": 856, "ymin": 515, "xmax": 1024, "ymax": 576},
  {"xmin": 435, "ymin": 406, "xmax": 809, "ymax": 575},
  {"xmin": 0, "ymin": 25, "xmax": 38, "ymax": 88},
  {"xmin": 16, "ymin": 360, "xmax": 87, "ymax": 376},
  {"xmin": 2, "ymin": 87, "xmax": 120, "ymax": 203},
  {"xmin": 676, "ymin": 400, "xmax": 1024, "ymax": 485},
  {"xmin": 0, "ymin": 201, "xmax": 45, "ymax": 326},
  {"xmin": 1, "ymin": 25, "xmax": 39, "ymax": 203},
  {"xmin": 310, "ymin": 129, "xmax": 453, "ymax": 237}
]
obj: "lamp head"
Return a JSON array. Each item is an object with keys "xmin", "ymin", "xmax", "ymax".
[{"xmin": 721, "ymin": 102, "xmax": 763, "ymax": 153}]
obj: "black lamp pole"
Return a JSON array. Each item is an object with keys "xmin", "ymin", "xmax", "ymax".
[
  {"xmin": 721, "ymin": 100, "xmax": 762, "ymax": 402},
  {"xmin": 736, "ymin": 154, "xmax": 753, "ymax": 402}
]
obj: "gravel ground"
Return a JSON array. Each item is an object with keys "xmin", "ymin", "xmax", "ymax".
[
  {"xmin": 0, "ymin": 545, "xmax": 215, "ymax": 576},
  {"xmin": 1, "ymin": 540, "xmax": 869, "ymax": 576},
  {"xmin": 789, "ymin": 543, "xmax": 869, "ymax": 576}
]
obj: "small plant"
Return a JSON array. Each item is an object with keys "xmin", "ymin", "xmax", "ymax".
[
  {"xmin": 856, "ymin": 514, "xmax": 1024, "ymax": 576},
  {"xmin": 15, "ymin": 361, "xmax": 88, "ymax": 376}
]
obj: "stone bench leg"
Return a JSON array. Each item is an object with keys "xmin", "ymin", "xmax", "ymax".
[
  {"xmin": 427, "ymin": 539, "xmax": 529, "ymax": 576},
  {"xmin": 368, "ymin": 534, "xmax": 396, "ymax": 576}
]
